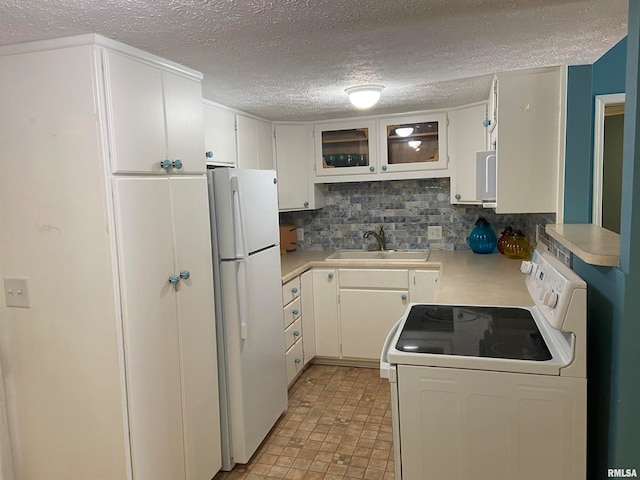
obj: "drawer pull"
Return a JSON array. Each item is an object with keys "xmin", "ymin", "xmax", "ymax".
[
  {"xmin": 293, "ymin": 330, "xmax": 300, "ymax": 337},
  {"xmin": 328, "ymin": 273, "xmax": 334, "ymax": 279},
  {"xmin": 294, "ymin": 358, "xmax": 301, "ymax": 364},
  {"xmin": 401, "ymin": 294, "xmax": 407, "ymax": 300},
  {"xmin": 292, "ymin": 309, "xmax": 299, "ymax": 315},
  {"xmin": 292, "ymin": 287, "xmax": 298, "ymax": 294}
]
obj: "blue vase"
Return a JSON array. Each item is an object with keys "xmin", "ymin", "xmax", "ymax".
[{"xmin": 468, "ymin": 217, "xmax": 497, "ymax": 254}]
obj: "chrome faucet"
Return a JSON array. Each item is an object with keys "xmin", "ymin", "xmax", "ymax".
[{"xmin": 363, "ymin": 226, "xmax": 387, "ymax": 251}]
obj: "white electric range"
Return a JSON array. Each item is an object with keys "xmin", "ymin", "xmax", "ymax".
[{"xmin": 381, "ymin": 246, "xmax": 587, "ymax": 480}]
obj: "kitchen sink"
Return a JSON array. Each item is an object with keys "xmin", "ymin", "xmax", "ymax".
[{"xmin": 325, "ymin": 249, "xmax": 430, "ymax": 261}]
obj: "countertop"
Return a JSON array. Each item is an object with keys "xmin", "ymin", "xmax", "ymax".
[
  {"xmin": 545, "ymin": 223, "xmax": 619, "ymax": 267},
  {"xmin": 280, "ymin": 249, "xmax": 533, "ymax": 306}
]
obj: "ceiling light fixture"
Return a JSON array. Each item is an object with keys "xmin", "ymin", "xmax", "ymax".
[
  {"xmin": 345, "ymin": 84, "xmax": 384, "ymax": 109},
  {"xmin": 408, "ymin": 140, "xmax": 422, "ymax": 149},
  {"xmin": 395, "ymin": 127, "xmax": 414, "ymax": 137}
]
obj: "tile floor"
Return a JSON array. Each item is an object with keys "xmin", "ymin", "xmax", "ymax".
[{"xmin": 213, "ymin": 364, "xmax": 394, "ymax": 480}]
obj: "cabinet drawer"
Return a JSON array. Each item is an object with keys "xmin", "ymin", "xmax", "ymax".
[
  {"xmin": 282, "ymin": 277, "xmax": 301, "ymax": 305},
  {"xmin": 339, "ymin": 268, "xmax": 409, "ymax": 289},
  {"xmin": 285, "ymin": 340, "xmax": 304, "ymax": 386},
  {"xmin": 283, "ymin": 296, "xmax": 301, "ymax": 328},
  {"xmin": 284, "ymin": 318, "xmax": 302, "ymax": 351}
]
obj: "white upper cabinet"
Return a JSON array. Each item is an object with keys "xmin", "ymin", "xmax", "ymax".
[
  {"xmin": 236, "ymin": 114, "xmax": 274, "ymax": 170},
  {"xmin": 274, "ymin": 123, "xmax": 324, "ymax": 211},
  {"xmin": 379, "ymin": 113, "xmax": 448, "ymax": 174},
  {"xmin": 491, "ymin": 67, "xmax": 566, "ymax": 214},
  {"xmin": 314, "ymin": 119, "xmax": 378, "ymax": 178},
  {"xmin": 103, "ymin": 51, "xmax": 205, "ymax": 175},
  {"xmin": 448, "ymin": 102, "xmax": 488, "ymax": 204},
  {"xmin": 313, "ymin": 114, "xmax": 450, "ymax": 183},
  {"xmin": 203, "ymin": 101, "xmax": 237, "ymax": 166}
]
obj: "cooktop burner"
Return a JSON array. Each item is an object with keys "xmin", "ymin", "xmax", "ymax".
[{"xmin": 395, "ymin": 305, "xmax": 552, "ymax": 361}]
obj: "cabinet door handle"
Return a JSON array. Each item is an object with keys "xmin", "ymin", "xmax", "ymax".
[
  {"xmin": 382, "ymin": 165, "xmax": 387, "ymax": 171},
  {"xmin": 328, "ymin": 273, "xmax": 334, "ymax": 279},
  {"xmin": 483, "ymin": 118, "xmax": 491, "ymax": 128},
  {"xmin": 304, "ymin": 201, "xmax": 309, "ymax": 207},
  {"xmin": 455, "ymin": 193, "xmax": 461, "ymax": 200},
  {"xmin": 369, "ymin": 166, "xmax": 375, "ymax": 172},
  {"xmin": 292, "ymin": 287, "xmax": 298, "ymax": 294},
  {"xmin": 293, "ymin": 330, "xmax": 300, "ymax": 337},
  {"xmin": 292, "ymin": 309, "xmax": 299, "ymax": 315},
  {"xmin": 161, "ymin": 159, "xmax": 172, "ymax": 171},
  {"xmin": 401, "ymin": 294, "xmax": 407, "ymax": 300},
  {"xmin": 179, "ymin": 270, "xmax": 190, "ymax": 280},
  {"xmin": 172, "ymin": 159, "xmax": 183, "ymax": 169},
  {"xmin": 205, "ymin": 151, "xmax": 214, "ymax": 158},
  {"xmin": 294, "ymin": 358, "xmax": 301, "ymax": 364},
  {"xmin": 168, "ymin": 275, "xmax": 180, "ymax": 285}
]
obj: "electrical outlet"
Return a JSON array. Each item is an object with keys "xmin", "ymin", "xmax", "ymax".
[
  {"xmin": 427, "ymin": 226, "xmax": 443, "ymax": 240},
  {"xmin": 4, "ymin": 277, "xmax": 30, "ymax": 308}
]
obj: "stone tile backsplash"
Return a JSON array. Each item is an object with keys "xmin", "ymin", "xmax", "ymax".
[{"xmin": 279, "ymin": 178, "xmax": 559, "ymax": 253}]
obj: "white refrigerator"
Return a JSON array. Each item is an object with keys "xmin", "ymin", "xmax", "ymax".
[{"xmin": 207, "ymin": 168, "xmax": 288, "ymax": 471}]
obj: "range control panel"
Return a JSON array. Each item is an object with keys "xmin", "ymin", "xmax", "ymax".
[{"xmin": 523, "ymin": 248, "xmax": 586, "ymax": 331}]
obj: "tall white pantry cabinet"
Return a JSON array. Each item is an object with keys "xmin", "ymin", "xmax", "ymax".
[{"xmin": 0, "ymin": 35, "xmax": 221, "ymax": 480}]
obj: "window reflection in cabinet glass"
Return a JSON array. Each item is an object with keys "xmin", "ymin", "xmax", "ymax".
[
  {"xmin": 386, "ymin": 121, "xmax": 440, "ymax": 164},
  {"xmin": 321, "ymin": 128, "xmax": 370, "ymax": 169}
]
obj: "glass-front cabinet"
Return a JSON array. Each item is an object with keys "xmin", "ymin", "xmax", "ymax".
[
  {"xmin": 314, "ymin": 120, "xmax": 378, "ymax": 177},
  {"xmin": 379, "ymin": 113, "xmax": 448, "ymax": 173}
]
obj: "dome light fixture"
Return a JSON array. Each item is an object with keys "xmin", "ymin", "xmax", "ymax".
[
  {"xmin": 408, "ymin": 140, "xmax": 422, "ymax": 149},
  {"xmin": 345, "ymin": 84, "xmax": 384, "ymax": 109},
  {"xmin": 395, "ymin": 127, "xmax": 414, "ymax": 137}
]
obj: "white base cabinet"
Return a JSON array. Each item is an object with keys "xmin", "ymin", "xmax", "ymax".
[
  {"xmin": 300, "ymin": 270, "xmax": 316, "ymax": 363},
  {"xmin": 113, "ymin": 176, "xmax": 220, "ymax": 480},
  {"xmin": 282, "ymin": 272, "xmax": 318, "ymax": 386},
  {"xmin": 0, "ymin": 35, "xmax": 220, "ymax": 480},
  {"xmin": 339, "ymin": 269, "xmax": 409, "ymax": 360},
  {"xmin": 311, "ymin": 268, "xmax": 340, "ymax": 358},
  {"xmin": 311, "ymin": 267, "xmax": 438, "ymax": 362},
  {"xmin": 396, "ymin": 365, "xmax": 586, "ymax": 480}
]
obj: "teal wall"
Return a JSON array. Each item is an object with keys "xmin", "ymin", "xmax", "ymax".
[
  {"xmin": 564, "ymin": 2, "xmax": 640, "ymax": 475},
  {"xmin": 613, "ymin": 0, "xmax": 640, "ymax": 466},
  {"xmin": 564, "ymin": 64, "xmax": 594, "ymax": 223}
]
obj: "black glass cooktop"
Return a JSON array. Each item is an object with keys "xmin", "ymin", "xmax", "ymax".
[{"xmin": 395, "ymin": 305, "xmax": 552, "ymax": 361}]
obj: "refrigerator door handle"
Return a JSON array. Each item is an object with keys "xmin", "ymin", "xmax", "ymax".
[
  {"xmin": 230, "ymin": 176, "xmax": 249, "ymax": 260},
  {"xmin": 237, "ymin": 259, "xmax": 249, "ymax": 339}
]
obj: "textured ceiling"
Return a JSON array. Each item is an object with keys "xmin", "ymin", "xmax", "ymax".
[{"xmin": 0, "ymin": 0, "xmax": 628, "ymax": 121}]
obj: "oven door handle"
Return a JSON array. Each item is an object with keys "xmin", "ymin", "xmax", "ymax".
[{"xmin": 380, "ymin": 317, "xmax": 402, "ymax": 380}]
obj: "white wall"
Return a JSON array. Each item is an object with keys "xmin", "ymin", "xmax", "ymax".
[{"xmin": 0, "ymin": 45, "xmax": 128, "ymax": 479}]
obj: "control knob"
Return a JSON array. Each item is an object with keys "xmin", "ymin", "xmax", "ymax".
[
  {"xmin": 539, "ymin": 288, "xmax": 558, "ymax": 308},
  {"xmin": 520, "ymin": 261, "xmax": 534, "ymax": 274}
]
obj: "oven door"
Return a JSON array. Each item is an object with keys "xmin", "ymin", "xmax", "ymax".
[
  {"xmin": 380, "ymin": 318, "xmax": 404, "ymax": 480},
  {"xmin": 395, "ymin": 364, "xmax": 586, "ymax": 480}
]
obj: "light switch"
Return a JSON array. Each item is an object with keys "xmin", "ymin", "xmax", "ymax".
[{"xmin": 4, "ymin": 277, "xmax": 30, "ymax": 308}]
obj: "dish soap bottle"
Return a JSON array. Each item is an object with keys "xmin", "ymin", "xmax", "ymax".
[{"xmin": 468, "ymin": 217, "xmax": 497, "ymax": 254}]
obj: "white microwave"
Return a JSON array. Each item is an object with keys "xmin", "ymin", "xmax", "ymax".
[{"xmin": 476, "ymin": 150, "xmax": 496, "ymax": 202}]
